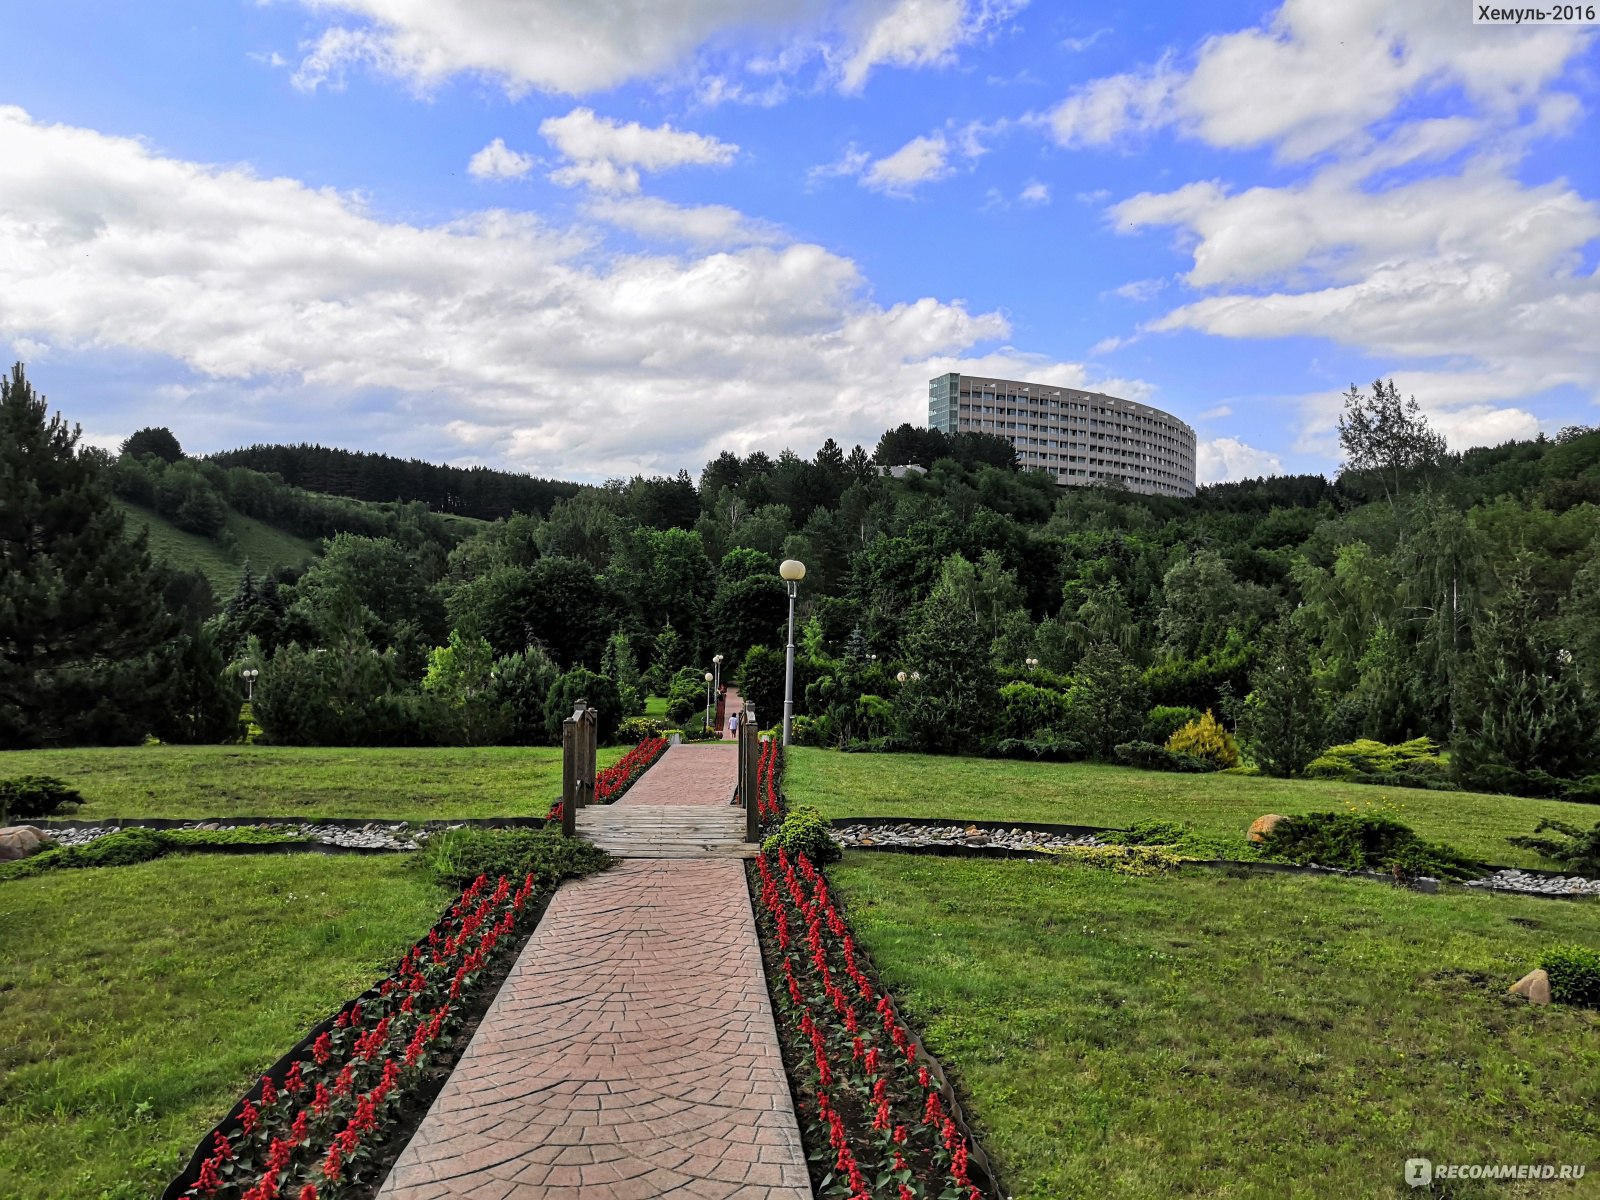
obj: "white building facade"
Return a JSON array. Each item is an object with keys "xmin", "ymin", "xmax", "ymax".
[{"xmin": 928, "ymin": 372, "xmax": 1196, "ymax": 498}]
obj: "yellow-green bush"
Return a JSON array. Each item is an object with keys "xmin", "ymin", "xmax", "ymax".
[{"xmin": 1165, "ymin": 709, "xmax": 1241, "ymax": 769}]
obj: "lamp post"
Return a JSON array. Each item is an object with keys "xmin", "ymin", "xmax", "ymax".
[
  {"xmin": 779, "ymin": 559, "xmax": 806, "ymax": 747},
  {"xmin": 241, "ymin": 668, "xmax": 259, "ymax": 702},
  {"xmin": 712, "ymin": 652, "xmax": 724, "ymax": 709},
  {"xmin": 704, "ymin": 671, "xmax": 714, "ymax": 733},
  {"xmin": 1025, "ymin": 656, "xmax": 1039, "ymax": 671}
]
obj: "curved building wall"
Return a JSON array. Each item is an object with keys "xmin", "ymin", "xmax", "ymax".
[{"xmin": 928, "ymin": 372, "xmax": 1196, "ymax": 498}]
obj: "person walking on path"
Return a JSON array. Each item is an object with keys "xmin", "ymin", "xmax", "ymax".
[{"xmin": 727, "ymin": 710, "xmax": 739, "ymax": 741}]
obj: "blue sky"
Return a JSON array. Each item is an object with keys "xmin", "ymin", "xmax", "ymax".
[{"xmin": 3, "ymin": 1, "xmax": 1597, "ymax": 483}]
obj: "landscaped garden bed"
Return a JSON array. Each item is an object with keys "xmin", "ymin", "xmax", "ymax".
[
  {"xmin": 545, "ymin": 734, "xmax": 667, "ymax": 821},
  {"xmin": 167, "ymin": 870, "xmax": 544, "ymax": 1200},
  {"xmin": 752, "ymin": 848, "xmax": 999, "ymax": 1200}
]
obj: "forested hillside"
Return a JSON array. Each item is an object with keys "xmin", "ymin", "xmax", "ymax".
[
  {"xmin": 210, "ymin": 443, "xmax": 581, "ymax": 520},
  {"xmin": 7, "ymin": 365, "xmax": 1600, "ymax": 804}
]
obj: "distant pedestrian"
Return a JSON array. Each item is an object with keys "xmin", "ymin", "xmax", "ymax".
[{"xmin": 727, "ymin": 711, "xmax": 740, "ymax": 740}]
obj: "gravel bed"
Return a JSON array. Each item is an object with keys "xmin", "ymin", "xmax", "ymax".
[
  {"xmin": 1464, "ymin": 869, "xmax": 1600, "ymax": 897},
  {"xmin": 831, "ymin": 822, "xmax": 1104, "ymax": 852},
  {"xmin": 43, "ymin": 821, "xmax": 446, "ymax": 851}
]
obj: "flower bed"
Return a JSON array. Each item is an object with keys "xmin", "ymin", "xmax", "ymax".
[
  {"xmin": 756, "ymin": 738, "xmax": 784, "ymax": 825},
  {"xmin": 752, "ymin": 847, "xmax": 1000, "ymax": 1200},
  {"xmin": 168, "ymin": 872, "xmax": 540, "ymax": 1200},
  {"xmin": 546, "ymin": 735, "xmax": 668, "ymax": 821}
]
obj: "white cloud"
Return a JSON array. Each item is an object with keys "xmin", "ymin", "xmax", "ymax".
[
  {"xmin": 1198, "ymin": 437, "xmax": 1283, "ymax": 483},
  {"xmin": 539, "ymin": 107, "xmax": 737, "ymax": 194},
  {"xmin": 1197, "ymin": 404, "xmax": 1232, "ymax": 419},
  {"xmin": 862, "ymin": 133, "xmax": 951, "ymax": 195},
  {"xmin": 583, "ymin": 195, "xmax": 785, "ymax": 247},
  {"xmin": 0, "ymin": 106, "xmax": 1049, "ymax": 479},
  {"xmin": 1019, "ymin": 180, "xmax": 1049, "ymax": 204},
  {"xmin": 1042, "ymin": 0, "xmax": 1592, "ymax": 160},
  {"xmin": 807, "ymin": 144, "xmax": 872, "ymax": 186},
  {"xmin": 248, "ymin": 50, "xmax": 288, "ymax": 68},
  {"xmin": 467, "ymin": 137, "xmax": 535, "ymax": 180},
  {"xmin": 1108, "ymin": 277, "xmax": 1164, "ymax": 302},
  {"xmin": 837, "ymin": 0, "xmax": 1025, "ymax": 93},
  {"xmin": 1089, "ymin": 335, "xmax": 1134, "ymax": 355},
  {"xmin": 288, "ymin": 0, "xmax": 1026, "ymax": 98}
]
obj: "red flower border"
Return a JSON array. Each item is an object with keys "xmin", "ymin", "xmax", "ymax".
[{"xmin": 753, "ymin": 848, "xmax": 1000, "ymax": 1200}]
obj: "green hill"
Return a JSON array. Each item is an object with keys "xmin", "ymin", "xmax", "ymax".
[{"xmin": 116, "ymin": 500, "xmax": 318, "ymax": 596}]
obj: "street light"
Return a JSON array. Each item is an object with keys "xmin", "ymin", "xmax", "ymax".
[
  {"xmin": 779, "ymin": 559, "xmax": 806, "ymax": 747},
  {"xmin": 241, "ymin": 668, "xmax": 259, "ymax": 702},
  {"xmin": 1025, "ymin": 656, "xmax": 1039, "ymax": 671},
  {"xmin": 712, "ymin": 652, "xmax": 724, "ymax": 708},
  {"xmin": 704, "ymin": 671, "xmax": 714, "ymax": 733},
  {"xmin": 896, "ymin": 670, "xmax": 907, "ymax": 684}
]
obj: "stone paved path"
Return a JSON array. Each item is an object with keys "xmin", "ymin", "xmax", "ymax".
[
  {"xmin": 720, "ymin": 685, "xmax": 745, "ymax": 739},
  {"xmin": 618, "ymin": 743, "xmax": 738, "ymax": 807},
  {"xmin": 379, "ymin": 743, "xmax": 806, "ymax": 1200}
]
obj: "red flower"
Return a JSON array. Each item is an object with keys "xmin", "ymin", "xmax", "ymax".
[
  {"xmin": 211, "ymin": 1131, "xmax": 235, "ymax": 1161},
  {"xmin": 195, "ymin": 1156, "xmax": 222, "ymax": 1195},
  {"xmin": 299, "ymin": 1187, "xmax": 319, "ymax": 1200},
  {"xmin": 259, "ymin": 1076, "xmax": 278, "ymax": 1107},
  {"xmin": 312, "ymin": 1083, "xmax": 332, "ymax": 1115},
  {"xmin": 312, "ymin": 1032, "xmax": 332, "ymax": 1065},
  {"xmin": 240, "ymin": 1098, "xmax": 259, "ymax": 1135}
]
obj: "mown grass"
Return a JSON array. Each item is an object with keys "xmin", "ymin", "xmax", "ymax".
[
  {"xmin": 833, "ymin": 853, "xmax": 1600, "ymax": 1200},
  {"xmin": 0, "ymin": 744, "xmax": 623, "ymax": 821},
  {"xmin": 0, "ymin": 854, "xmax": 447, "ymax": 1200},
  {"xmin": 117, "ymin": 500, "xmax": 318, "ymax": 596},
  {"xmin": 788, "ymin": 750, "xmax": 1596, "ymax": 870}
]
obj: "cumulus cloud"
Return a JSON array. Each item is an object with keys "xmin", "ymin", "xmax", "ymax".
[
  {"xmin": 1197, "ymin": 437, "xmax": 1283, "ymax": 483},
  {"xmin": 467, "ymin": 137, "xmax": 535, "ymax": 180},
  {"xmin": 862, "ymin": 133, "xmax": 952, "ymax": 195},
  {"xmin": 539, "ymin": 107, "xmax": 737, "ymax": 194},
  {"xmin": 583, "ymin": 195, "xmax": 785, "ymax": 247},
  {"xmin": 1042, "ymin": 0, "xmax": 1592, "ymax": 160},
  {"xmin": 288, "ymin": 0, "xmax": 1025, "ymax": 98},
  {"xmin": 0, "ymin": 106, "xmax": 1047, "ymax": 478},
  {"xmin": 1018, "ymin": 180, "xmax": 1049, "ymax": 204}
]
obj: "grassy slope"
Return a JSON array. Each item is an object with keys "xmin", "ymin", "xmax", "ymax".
[
  {"xmin": 0, "ymin": 854, "xmax": 446, "ymax": 1200},
  {"xmin": 835, "ymin": 853, "xmax": 1600, "ymax": 1200},
  {"xmin": 788, "ymin": 749, "xmax": 1596, "ymax": 870},
  {"xmin": 117, "ymin": 499, "xmax": 318, "ymax": 595},
  {"xmin": 0, "ymin": 744, "xmax": 624, "ymax": 821}
]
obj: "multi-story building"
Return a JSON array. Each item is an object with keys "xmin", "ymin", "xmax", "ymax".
[{"xmin": 928, "ymin": 372, "xmax": 1197, "ymax": 498}]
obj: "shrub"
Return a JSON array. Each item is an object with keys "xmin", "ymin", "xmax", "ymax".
[
  {"xmin": 999, "ymin": 680, "xmax": 1072, "ymax": 740},
  {"xmin": 1563, "ymin": 775, "xmax": 1600, "ymax": 803},
  {"xmin": 418, "ymin": 828, "xmax": 611, "ymax": 890},
  {"xmin": 761, "ymin": 805, "xmax": 839, "ymax": 864},
  {"xmin": 1539, "ymin": 944, "xmax": 1600, "ymax": 1008},
  {"xmin": 1114, "ymin": 740, "xmax": 1215, "ymax": 773},
  {"xmin": 1508, "ymin": 819, "xmax": 1600, "ymax": 875},
  {"xmin": 617, "ymin": 716, "xmax": 665, "ymax": 742},
  {"xmin": 0, "ymin": 775, "xmax": 83, "ymax": 819},
  {"xmin": 995, "ymin": 733, "xmax": 1088, "ymax": 762},
  {"xmin": 542, "ymin": 668, "xmax": 623, "ymax": 744},
  {"xmin": 1142, "ymin": 705, "xmax": 1202, "ymax": 746},
  {"xmin": 1165, "ymin": 710, "xmax": 1240, "ymax": 769},
  {"xmin": 0, "ymin": 827, "xmax": 299, "ymax": 880},
  {"xmin": 1102, "ymin": 819, "xmax": 1251, "ymax": 860},
  {"xmin": 790, "ymin": 713, "xmax": 828, "ymax": 746},
  {"xmin": 1259, "ymin": 810, "xmax": 1484, "ymax": 879},
  {"xmin": 1304, "ymin": 737, "xmax": 1444, "ymax": 780}
]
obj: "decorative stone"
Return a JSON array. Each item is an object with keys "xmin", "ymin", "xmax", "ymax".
[
  {"xmin": 1508, "ymin": 969, "xmax": 1551, "ymax": 1005},
  {"xmin": 0, "ymin": 825, "xmax": 53, "ymax": 861},
  {"xmin": 1247, "ymin": 814, "xmax": 1289, "ymax": 843}
]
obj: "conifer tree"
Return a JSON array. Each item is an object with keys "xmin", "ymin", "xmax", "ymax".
[{"xmin": 0, "ymin": 364, "xmax": 173, "ymax": 746}]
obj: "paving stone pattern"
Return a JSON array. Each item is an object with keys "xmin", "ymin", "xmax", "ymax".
[
  {"xmin": 379, "ymin": 746, "xmax": 808, "ymax": 1199},
  {"xmin": 617, "ymin": 743, "xmax": 739, "ymax": 808}
]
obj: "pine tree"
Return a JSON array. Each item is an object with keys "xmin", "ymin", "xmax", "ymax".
[
  {"xmin": 1454, "ymin": 568, "xmax": 1599, "ymax": 789},
  {"xmin": 1243, "ymin": 617, "xmax": 1326, "ymax": 776},
  {"xmin": 0, "ymin": 364, "xmax": 173, "ymax": 746}
]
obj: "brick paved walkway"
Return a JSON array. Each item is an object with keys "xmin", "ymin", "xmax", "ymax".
[
  {"xmin": 618, "ymin": 743, "xmax": 737, "ymax": 807},
  {"xmin": 720, "ymin": 686, "xmax": 745, "ymax": 739},
  {"xmin": 379, "ymin": 745, "xmax": 807, "ymax": 1200}
]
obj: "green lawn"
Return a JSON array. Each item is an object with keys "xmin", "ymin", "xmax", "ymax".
[
  {"xmin": 0, "ymin": 854, "xmax": 447, "ymax": 1200},
  {"xmin": 788, "ymin": 749, "xmax": 1596, "ymax": 870},
  {"xmin": 834, "ymin": 853, "xmax": 1600, "ymax": 1200},
  {"xmin": 117, "ymin": 500, "xmax": 318, "ymax": 596},
  {"xmin": 0, "ymin": 744, "xmax": 624, "ymax": 821},
  {"xmin": 644, "ymin": 695, "xmax": 670, "ymax": 719}
]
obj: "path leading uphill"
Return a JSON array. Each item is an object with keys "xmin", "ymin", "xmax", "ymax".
[{"xmin": 379, "ymin": 736, "xmax": 806, "ymax": 1200}]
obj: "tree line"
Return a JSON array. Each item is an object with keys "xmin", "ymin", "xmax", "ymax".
[{"xmin": 4, "ymin": 362, "xmax": 1599, "ymax": 801}]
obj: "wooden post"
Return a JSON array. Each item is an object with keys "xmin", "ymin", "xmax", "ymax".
[
  {"xmin": 579, "ymin": 700, "xmax": 598, "ymax": 810},
  {"xmin": 743, "ymin": 705, "xmax": 760, "ymax": 843},
  {"xmin": 560, "ymin": 703, "xmax": 580, "ymax": 838}
]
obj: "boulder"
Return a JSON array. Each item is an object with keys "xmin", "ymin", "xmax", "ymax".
[
  {"xmin": 1508, "ymin": 969, "xmax": 1551, "ymax": 1005},
  {"xmin": 0, "ymin": 825, "xmax": 54, "ymax": 862},
  {"xmin": 1247, "ymin": 814, "xmax": 1289, "ymax": 843}
]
